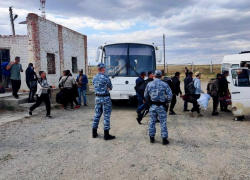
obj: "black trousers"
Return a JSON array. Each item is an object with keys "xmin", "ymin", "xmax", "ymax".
[
  {"xmin": 11, "ymin": 79, "xmax": 21, "ymax": 97},
  {"xmin": 170, "ymin": 95, "xmax": 177, "ymax": 111},
  {"xmin": 212, "ymin": 96, "xmax": 219, "ymax": 112},
  {"xmin": 28, "ymin": 81, "xmax": 37, "ymax": 101},
  {"xmin": 30, "ymin": 94, "xmax": 51, "ymax": 115},
  {"xmin": 26, "ymin": 80, "xmax": 30, "ymax": 89},
  {"xmin": 73, "ymin": 98, "xmax": 79, "ymax": 106},
  {"xmin": 63, "ymin": 88, "xmax": 73, "ymax": 108},
  {"xmin": 191, "ymin": 94, "xmax": 200, "ymax": 113}
]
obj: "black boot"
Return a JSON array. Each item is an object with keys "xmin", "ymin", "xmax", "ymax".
[
  {"xmin": 162, "ymin": 138, "xmax": 169, "ymax": 145},
  {"xmin": 104, "ymin": 130, "xmax": 115, "ymax": 140},
  {"xmin": 92, "ymin": 129, "xmax": 98, "ymax": 138},
  {"xmin": 150, "ymin": 137, "xmax": 155, "ymax": 143},
  {"xmin": 212, "ymin": 111, "xmax": 219, "ymax": 116},
  {"xmin": 137, "ymin": 113, "xmax": 142, "ymax": 124}
]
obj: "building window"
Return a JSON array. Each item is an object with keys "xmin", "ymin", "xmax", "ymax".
[
  {"xmin": 72, "ymin": 57, "xmax": 78, "ymax": 73},
  {"xmin": 47, "ymin": 53, "xmax": 55, "ymax": 74}
]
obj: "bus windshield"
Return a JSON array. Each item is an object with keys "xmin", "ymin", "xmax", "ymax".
[{"xmin": 103, "ymin": 43, "xmax": 156, "ymax": 77}]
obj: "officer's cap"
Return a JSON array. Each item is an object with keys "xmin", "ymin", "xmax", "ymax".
[
  {"xmin": 154, "ymin": 70, "xmax": 162, "ymax": 77},
  {"xmin": 97, "ymin": 63, "xmax": 106, "ymax": 69}
]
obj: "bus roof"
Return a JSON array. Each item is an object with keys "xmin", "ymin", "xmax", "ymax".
[
  {"xmin": 102, "ymin": 42, "xmax": 156, "ymax": 47},
  {"xmin": 223, "ymin": 53, "xmax": 250, "ymax": 63}
]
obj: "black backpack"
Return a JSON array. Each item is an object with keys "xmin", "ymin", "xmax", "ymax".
[
  {"xmin": 162, "ymin": 77, "xmax": 174, "ymax": 91},
  {"xmin": 134, "ymin": 80, "xmax": 145, "ymax": 92},
  {"xmin": 186, "ymin": 80, "xmax": 196, "ymax": 95},
  {"xmin": 136, "ymin": 80, "xmax": 151, "ymax": 96}
]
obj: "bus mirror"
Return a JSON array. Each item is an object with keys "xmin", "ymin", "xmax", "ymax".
[
  {"xmin": 155, "ymin": 46, "xmax": 160, "ymax": 50},
  {"xmin": 156, "ymin": 50, "xmax": 162, "ymax": 63},
  {"xmin": 95, "ymin": 46, "xmax": 103, "ymax": 62}
]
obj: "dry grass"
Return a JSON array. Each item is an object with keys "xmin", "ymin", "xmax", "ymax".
[{"xmin": 87, "ymin": 64, "xmax": 222, "ymax": 82}]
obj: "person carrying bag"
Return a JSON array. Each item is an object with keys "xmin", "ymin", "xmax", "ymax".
[{"xmin": 59, "ymin": 70, "xmax": 76, "ymax": 110}]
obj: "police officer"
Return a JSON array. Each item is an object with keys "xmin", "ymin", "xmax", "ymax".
[
  {"xmin": 144, "ymin": 70, "xmax": 172, "ymax": 145},
  {"xmin": 92, "ymin": 63, "xmax": 115, "ymax": 140}
]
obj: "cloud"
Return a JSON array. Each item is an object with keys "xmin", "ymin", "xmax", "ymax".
[
  {"xmin": 47, "ymin": 14, "xmax": 136, "ymax": 31},
  {"xmin": 1, "ymin": 0, "xmax": 250, "ymax": 65}
]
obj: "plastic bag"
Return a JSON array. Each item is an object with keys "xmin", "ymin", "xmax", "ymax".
[{"xmin": 197, "ymin": 93, "xmax": 211, "ymax": 110}]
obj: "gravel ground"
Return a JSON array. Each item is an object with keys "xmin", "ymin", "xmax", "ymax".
[{"xmin": 1, "ymin": 83, "xmax": 250, "ymax": 180}]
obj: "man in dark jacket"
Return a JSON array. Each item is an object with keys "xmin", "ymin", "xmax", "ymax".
[
  {"xmin": 135, "ymin": 72, "xmax": 146, "ymax": 109},
  {"xmin": 76, "ymin": 69, "xmax": 88, "ymax": 106},
  {"xmin": 207, "ymin": 73, "xmax": 222, "ymax": 116},
  {"xmin": 25, "ymin": 63, "xmax": 37, "ymax": 103},
  {"xmin": 185, "ymin": 67, "xmax": 189, "ymax": 77},
  {"xmin": 136, "ymin": 71, "xmax": 154, "ymax": 124},
  {"xmin": 183, "ymin": 72, "xmax": 193, "ymax": 111},
  {"xmin": 169, "ymin": 72, "xmax": 183, "ymax": 115},
  {"xmin": 219, "ymin": 70, "xmax": 230, "ymax": 112}
]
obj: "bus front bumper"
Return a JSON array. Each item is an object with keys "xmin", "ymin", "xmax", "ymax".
[{"xmin": 110, "ymin": 91, "xmax": 136, "ymax": 100}]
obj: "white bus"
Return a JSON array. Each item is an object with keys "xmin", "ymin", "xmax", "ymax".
[
  {"xmin": 221, "ymin": 51, "xmax": 250, "ymax": 119},
  {"xmin": 221, "ymin": 51, "xmax": 250, "ymax": 74},
  {"xmin": 95, "ymin": 42, "xmax": 162, "ymax": 100}
]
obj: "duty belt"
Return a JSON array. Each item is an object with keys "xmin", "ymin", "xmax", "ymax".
[
  {"xmin": 150, "ymin": 101, "xmax": 166, "ymax": 106},
  {"xmin": 95, "ymin": 94, "xmax": 110, "ymax": 97},
  {"xmin": 149, "ymin": 100, "xmax": 169, "ymax": 112}
]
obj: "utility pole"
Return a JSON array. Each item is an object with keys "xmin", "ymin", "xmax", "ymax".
[
  {"xmin": 9, "ymin": 7, "xmax": 15, "ymax": 36},
  {"xmin": 163, "ymin": 34, "xmax": 166, "ymax": 73},
  {"xmin": 40, "ymin": 0, "xmax": 46, "ymax": 20}
]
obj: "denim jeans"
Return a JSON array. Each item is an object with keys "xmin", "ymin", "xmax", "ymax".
[
  {"xmin": 136, "ymin": 93, "xmax": 144, "ymax": 108},
  {"xmin": 137, "ymin": 102, "xmax": 148, "ymax": 113},
  {"xmin": 78, "ymin": 88, "xmax": 87, "ymax": 105}
]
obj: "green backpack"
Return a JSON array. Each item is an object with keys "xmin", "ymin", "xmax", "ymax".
[{"xmin": 207, "ymin": 78, "xmax": 219, "ymax": 97}]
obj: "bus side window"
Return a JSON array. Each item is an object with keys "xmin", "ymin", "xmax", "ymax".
[
  {"xmin": 232, "ymin": 69, "xmax": 250, "ymax": 87},
  {"xmin": 232, "ymin": 64, "xmax": 239, "ymax": 68}
]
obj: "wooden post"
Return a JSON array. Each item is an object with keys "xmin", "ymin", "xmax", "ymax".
[
  {"xmin": 166, "ymin": 63, "xmax": 168, "ymax": 75},
  {"xmin": 210, "ymin": 61, "xmax": 213, "ymax": 74},
  {"xmin": 163, "ymin": 34, "xmax": 166, "ymax": 73}
]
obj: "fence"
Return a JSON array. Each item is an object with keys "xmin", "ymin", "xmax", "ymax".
[
  {"xmin": 88, "ymin": 62, "xmax": 222, "ymax": 76},
  {"xmin": 157, "ymin": 61, "xmax": 221, "ymax": 75}
]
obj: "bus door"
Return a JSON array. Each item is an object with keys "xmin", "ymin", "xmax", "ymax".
[{"xmin": 230, "ymin": 68, "xmax": 250, "ymax": 117}]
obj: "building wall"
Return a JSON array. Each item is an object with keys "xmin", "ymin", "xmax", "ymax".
[
  {"xmin": 0, "ymin": 36, "xmax": 29, "ymax": 89},
  {"xmin": 62, "ymin": 26, "xmax": 86, "ymax": 76},
  {"xmin": 26, "ymin": 13, "xmax": 87, "ymax": 88},
  {"xmin": 0, "ymin": 14, "xmax": 87, "ymax": 91},
  {"xmin": 37, "ymin": 17, "xmax": 60, "ymax": 87}
]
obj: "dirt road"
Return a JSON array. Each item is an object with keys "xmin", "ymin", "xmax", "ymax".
[{"xmin": 1, "ymin": 89, "xmax": 250, "ymax": 179}]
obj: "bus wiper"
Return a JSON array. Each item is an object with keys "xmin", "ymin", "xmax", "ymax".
[
  {"xmin": 112, "ymin": 64, "xmax": 126, "ymax": 78},
  {"xmin": 128, "ymin": 64, "xmax": 140, "ymax": 77}
]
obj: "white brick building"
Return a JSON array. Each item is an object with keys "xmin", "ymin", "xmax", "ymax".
[{"xmin": 0, "ymin": 13, "xmax": 87, "ymax": 90}]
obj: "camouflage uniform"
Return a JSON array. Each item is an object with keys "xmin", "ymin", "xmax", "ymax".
[
  {"xmin": 92, "ymin": 65, "xmax": 113, "ymax": 130},
  {"xmin": 144, "ymin": 71, "xmax": 172, "ymax": 138}
]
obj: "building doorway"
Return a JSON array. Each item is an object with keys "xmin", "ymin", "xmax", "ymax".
[{"xmin": 0, "ymin": 49, "xmax": 10, "ymax": 83}]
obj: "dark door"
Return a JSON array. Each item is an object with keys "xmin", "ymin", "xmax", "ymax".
[{"xmin": 0, "ymin": 49, "xmax": 10, "ymax": 83}]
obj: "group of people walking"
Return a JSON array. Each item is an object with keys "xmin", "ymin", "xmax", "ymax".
[
  {"xmin": 5, "ymin": 56, "xmax": 88, "ymax": 118},
  {"xmin": 58, "ymin": 69, "xmax": 88, "ymax": 110},
  {"xmin": 5, "ymin": 58, "xmax": 231, "ymax": 145},
  {"xmin": 130, "ymin": 67, "xmax": 231, "ymax": 144}
]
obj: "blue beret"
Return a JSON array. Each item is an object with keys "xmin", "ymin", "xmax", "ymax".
[
  {"xmin": 155, "ymin": 70, "xmax": 162, "ymax": 77},
  {"xmin": 97, "ymin": 63, "xmax": 106, "ymax": 69}
]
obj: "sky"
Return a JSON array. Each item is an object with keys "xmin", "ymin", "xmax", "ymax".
[{"xmin": 1, "ymin": 0, "xmax": 250, "ymax": 65}]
